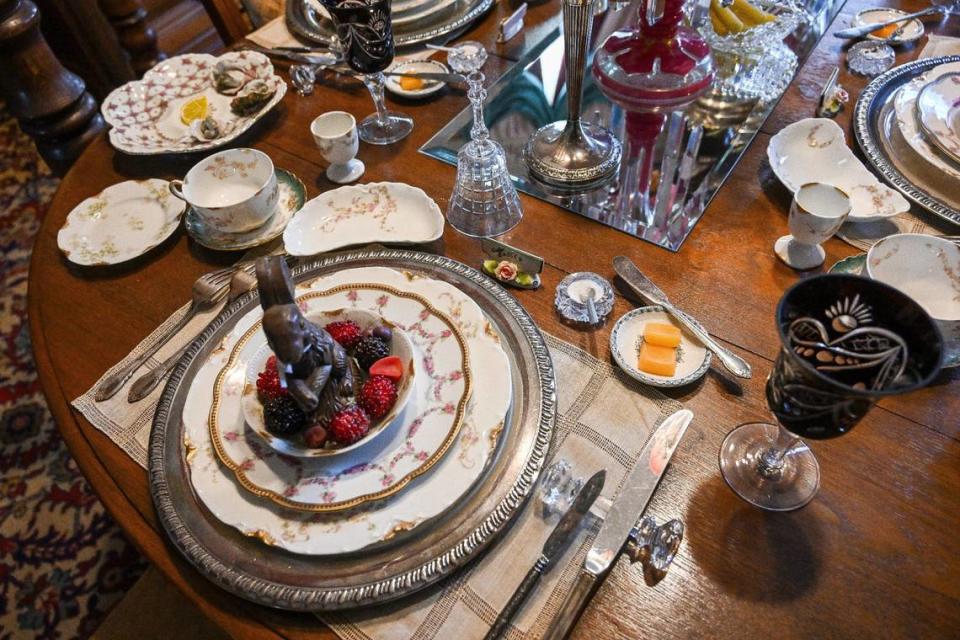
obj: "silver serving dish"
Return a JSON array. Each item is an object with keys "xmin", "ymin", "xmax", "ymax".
[
  {"xmin": 854, "ymin": 55, "xmax": 960, "ymax": 228},
  {"xmin": 149, "ymin": 249, "xmax": 555, "ymax": 611},
  {"xmin": 286, "ymin": 0, "xmax": 495, "ymax": 48}
]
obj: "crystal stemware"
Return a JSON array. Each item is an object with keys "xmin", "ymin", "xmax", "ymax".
[
  {"xmin": 719, "ymin": 274, "xmax": 943, "ymax": 511},
  {"xmin": 446, "ymin": 41, "xmax": 523, "ymax": 237},
  {"xmin": 323, "ymin": 0, "xmax": 413, "ymax": 145}
]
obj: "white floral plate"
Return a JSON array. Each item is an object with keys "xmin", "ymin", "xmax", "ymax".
[
  {"xmin": 917, "ymin": 71, "xmax": 960, "ymax": 166},
  {"xmin": 385, "ymin": 60, "xmax": 450, "ymax": 99},
  {"xmin": 57, "ymin": 179, "xmax": 185, "ymax": 266},
  {"xmin": 767, "ymin": 118, "xmax": 910, "ymax": 222},
  {"xmin": 894, "ymin": 62, "xmax": 960, "ymax": 181},
  {"xmin": 610, "ymin": 306, "xmax": 711, "ymax": 388},
  {"xmin": 283, "ymin": 182, "xmax": 444, "ymax": 256},
  {"xmin": 185, "ymin": 168, "xmax": 305, "ymax": 251},
  {"xmin": 240, "ymin": 308, "xmax": 417, "ymax": 459},
  {"xmin": 102, "ymin": 51, "xmax": 287, "ymax": 155},
  {"xmin": 184, "ymin": 267, "xmax": 511, "ymax": 554}
]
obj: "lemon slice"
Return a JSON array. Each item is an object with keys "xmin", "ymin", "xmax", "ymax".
[{"xmin": 180, "ymin": 95, "xmax": 209, "ymax": 125}]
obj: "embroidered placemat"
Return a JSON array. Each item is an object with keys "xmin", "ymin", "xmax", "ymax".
[{"xmin": 72, "ymin": 283, "xmax": 682, "ymax": 639}]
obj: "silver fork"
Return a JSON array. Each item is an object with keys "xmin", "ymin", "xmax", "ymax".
[{"xmin": 94, "ymin": 267, "xmax": 236, "ymax": 402}]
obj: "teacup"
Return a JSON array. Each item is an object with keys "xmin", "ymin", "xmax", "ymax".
[
  {"xmin": 775, "ymin": 182, "xmax": 851, "ymax": 270},
  {"xmin": 169, "ymin": 148, "xmax": 278, "ymax": 233},
  {"xmin": 311, "ymin": 111, "xmax": 365, "ymax": 184},
  {"xmin": 866, "ymin": 233, "xmax": 960, "ymax": 366}
]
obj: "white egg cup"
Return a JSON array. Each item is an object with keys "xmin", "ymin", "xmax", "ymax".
[
  {"xmin": 775, "ymin": 182, "xmax": 851, "ymax": 270},
  {"xmin": 311, "ymin": 111, "xmax": 365, "ymax": 184}
]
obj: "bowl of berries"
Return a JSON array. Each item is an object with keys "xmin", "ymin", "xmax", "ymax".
[{"xmin": 241, "ymin": 310, "xmax": 416, "ymax": 458}]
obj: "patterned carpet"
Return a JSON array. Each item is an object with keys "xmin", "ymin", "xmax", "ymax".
[{"xmin": 0, "ymin": 110, "xmax": 148, "ymax": 638}]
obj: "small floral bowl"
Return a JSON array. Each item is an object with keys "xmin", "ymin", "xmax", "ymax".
[{"xmin": 241, "ymin": 308, "xmax": 417, "ymax": 458}]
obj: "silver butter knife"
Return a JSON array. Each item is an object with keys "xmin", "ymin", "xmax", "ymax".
[
  {"xmin": 613, "ymin": 256, "xmax": 752, "ymax": 379},
  {"xmin": 484, "ymin": 470, "xmax": 605, "ymax": 640},
  {"xmin": 543, "ymin": 409, "xmax": 693, "ymax": 640}
]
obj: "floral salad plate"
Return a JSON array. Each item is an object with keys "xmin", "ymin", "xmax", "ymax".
[
  {"xmin": 768, "ymin": 118, "xmax": 910, "ymax": 222},
  {"xmin": 57, "ymin": 179, "xmax": 185, "ymax": 266},
  {"xmin": 212, "ymin": 283, "xmax": 470, "ymax": 514},
  {"xmin": 183, "ymin": 266, "xmax": 512, "ymax": 554},
  {"xmin": 610, "ymin": 306, "xmax": 711, "ymax": 388},
  {"xmin": 102, "ymin": 51, "xmax": 287, "ymax": 155},
  {"xmin": 185, "ymin": 168, "xmax": 305, "ymax": 251},
  {"xmin": 893, "ymin": 62, "xmax": 960, "ymax": 181},
  {"xmin": 283, "ymin": 182, "xmax": 444, "ymax": 256},
  {"xmin": 916, "ymin": 71, "xmax": 960, "ymax": 167}
]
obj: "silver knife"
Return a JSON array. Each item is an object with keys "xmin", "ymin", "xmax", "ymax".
[
  {"xmin": 543, "ymin": 409, "xmax": 694, "ymax": 640},
  {"xmin": 613, "ymin": 256, "xmax": 752, "ymax": 379},
  {"xmin": 484, "ymin": 470, "xmax": 605, "ymax": 640}
]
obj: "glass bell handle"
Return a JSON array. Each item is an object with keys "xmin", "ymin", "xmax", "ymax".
[{"xmin": 623, "ymin": 516, "xmax": 684, "ymax": 585}]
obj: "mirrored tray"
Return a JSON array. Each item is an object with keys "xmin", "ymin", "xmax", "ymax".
[
  {"xmin": 286, "ymin": 0, "xmax": 495, "ymax": 48},
  {"xmin": 854, "ymin": 55, "xmax": 960, "ymax": 228},
  {"xmin": 149, "ymin": 249, "xmax": 555, "ymax": 611},
  {"xmin": 421, "ymin": 0, "xmax": 844, "ymax": 251}
]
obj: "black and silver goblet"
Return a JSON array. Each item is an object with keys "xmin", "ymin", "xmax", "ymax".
[{"xmin": 719, "ymin": 274, "xmax": 943, "ymax": 511}]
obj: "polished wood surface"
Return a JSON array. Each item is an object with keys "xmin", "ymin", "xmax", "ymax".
[{"xmin": 28, "ymin": 0, "xmax": 960, "ymax": 638}]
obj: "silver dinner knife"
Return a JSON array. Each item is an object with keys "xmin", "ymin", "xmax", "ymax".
[
  {"xmin": 543, "ymin": 409, "xmax": 694, "ymax": 640},
  {"xmin": 613, "ymin": 256, "xmax": 752, "ymax": 379},
  {"xmin": 484, "ymin": 470, "xmax": 606, "ymax": 640}
]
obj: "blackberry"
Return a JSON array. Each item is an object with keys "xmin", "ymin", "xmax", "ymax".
[
  {"xmin": 354, "ymin": 335, "xmax": 390, "ymax": 370},
  {"xmin": 263, "ymin": 395, "xmax": 307, "ymax": 437}
]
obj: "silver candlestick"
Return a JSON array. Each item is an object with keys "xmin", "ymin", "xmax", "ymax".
[{"xmin": 523, "ymin": 0, "xmax": 621, "ymax": 188}]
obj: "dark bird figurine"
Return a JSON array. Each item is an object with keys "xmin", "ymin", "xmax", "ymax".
[{"xmin": 255, "ymin": 257, "xmax": 356, "ymax": 426}]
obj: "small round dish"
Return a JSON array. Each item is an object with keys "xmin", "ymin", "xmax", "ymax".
[
  {"xmin": 241, "ymin": 308, "xmax": 417, "ymax": 458},
  {"xmin": 185, "ymin": 168, "xmax": 305, "ymax": 251},
  {"xmin": 555, "ymin": 272, "xmax": 615, "ymax": 325},
  {"xmin": 828, "ymin": 253, "xmax": 866, "ymax": 275},
  {"xmin": 57, "ymin": 179, "xmax": 185, "ymax": 266},
  {"xmin": 384, "ymin": 60, "xmax": 449, "ymax": 99},
  {"xmin": 610, "ymin": 306, "xmax": 711, "ymax": 387},
  {"xmin": 852, "ymin": 8, "xmax": 925, "ymax": 44}
]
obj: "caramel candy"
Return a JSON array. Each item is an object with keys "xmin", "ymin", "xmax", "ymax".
[
  {"xmin": 638, "ymin": 342, "xmax": 677, "ymax": 377},
  {"xmin": 643, "ymin": 322, "xmax": 682, "ymax": 348}
]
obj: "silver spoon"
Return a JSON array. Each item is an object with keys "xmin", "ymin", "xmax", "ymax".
[{"xmin": 581, "ymin": 288, "xmax": 599, "ymax": 325}]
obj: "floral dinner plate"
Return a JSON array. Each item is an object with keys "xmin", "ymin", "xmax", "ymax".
[
  {"xmin": 893, "ymin": 62, "xmax": 960, "ymax": 182},
  {"xmin": 916, "ymin": 71, "xmax": 960, "ymax": 167},
  {"xmin": 102, "ymin": 51, "xmax": 286, "ymax": 155},
  {"xmin": 57, "ymin": 179, "xmax": 185, "ymax": 266}
]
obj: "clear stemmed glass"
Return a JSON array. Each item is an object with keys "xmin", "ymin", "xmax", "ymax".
[
  {"xmin": 719, "ymin": 274, "xmax": 943, "ymax": 511},
  {"xmin": 323, "ymin": 0, "xmax": 413, "ymax": 145}
]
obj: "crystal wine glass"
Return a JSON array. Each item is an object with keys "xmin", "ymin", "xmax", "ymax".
[
  {"xmin": 719, "ymin": 274, "xmax": 943, "ymax": 511},
  {"xmin": 323, "ymin": 0, "xmax": 413, "ymax": 145}
]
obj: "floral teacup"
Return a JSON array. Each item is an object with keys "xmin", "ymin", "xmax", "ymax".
[
  {"xmin": 775, "ymin": 182, "xmax": 851, "ymax": 270},
  {"xmin": 170, "ymin": 148, "xmax": 278, "ymax": 233},
  {"xmin": 311, "ymin": 111, "xmax": 365, "ymax": 184}
]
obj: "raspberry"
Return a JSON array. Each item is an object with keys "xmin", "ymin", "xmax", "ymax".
[
  {"xmin": 263, "ymin": 395, "xmax": 307, "ymax": 437},
  {"xmin": 370, "ymin": 355, "xmax": 404, "ymax": 381},
  {"xmin": 354, "ymin": 336, "xmax": 390, "ymax": 370},
  {"xmin": 328, "ymin": 405, "xmax": 371, "ymax": 445},
  {"xmin": 326, "ymin": 321, "xmax": 363, "ymax": 350},
  {"xmin": 359, "ymin": 375, "xmax": 398, "ymax": 419},
  {"xmin": 256, "ymin": 356, "xmax": 286, "ymax": 401}
]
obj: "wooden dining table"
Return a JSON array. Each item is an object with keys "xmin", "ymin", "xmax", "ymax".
[{"xmin": 27, "ymin": 0, "xmax": 960, "ymax": 637}]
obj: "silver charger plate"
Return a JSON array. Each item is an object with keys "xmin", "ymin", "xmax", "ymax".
[
  {"xmin": 285, "ymin": 0, "xmax": 495, "ymax": 48},
  {"xmin": 149, "ymin": 249, "xmax": 555, "ymax": 611},
  {"xmin": 854, "ymin": 55, "xmax": 960, "ymax": 228}
]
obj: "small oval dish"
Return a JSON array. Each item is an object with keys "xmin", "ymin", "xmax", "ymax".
[
  {"xmin": 57, "ymin": 179, "xmax": 185, "ymax": 266},
  {"xmin": 611, "ymin": 306, "xmax": 711, "ymax": 387},
  {"xmin": 283, "ymin": 182, "xmax": 444, "ymax": 256},
  {"xmin": 767, "ymin": 118, "xmax": 909, "ymax": 222},
  {"xmin": 385, "ymin": 60, "xmax": 450, "ymax": 99},
  {"xmin": 852, "ymin": 8, "xmax": 924, "ymax": 44},
  {"xmin": 241, "ymin": 308, "xmax": 417, "ymax": 458}
]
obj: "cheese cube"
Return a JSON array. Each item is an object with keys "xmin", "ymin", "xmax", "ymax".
[
  {"xmin": 643, "ymin": 322, "xmax": 682, "ymax": 348},
  {"xmin": 638, "ymin": 342, "xmax": 677, "ymax": 377}
]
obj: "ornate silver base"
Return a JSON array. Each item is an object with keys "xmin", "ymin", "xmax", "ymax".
[{"xmin": 522, "ymin": 120, "xmax": 621, "ymax": 189}]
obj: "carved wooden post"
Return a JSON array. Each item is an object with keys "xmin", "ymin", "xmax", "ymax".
[
  {"xmin": 0, "ymin": 0, "xmax": 105, "ymax": 174},
  {"xmin": 97, "ymin": 0, "xmax": 165, "ymax": 76}
]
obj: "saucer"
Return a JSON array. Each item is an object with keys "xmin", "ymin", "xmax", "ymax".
[
  {"xmin": 385, "ymin": 60, "xmax": 450, "ymax": 99},
  {"xmin": 852, "ymin": 8, "xmax": 925, "ymax": 44},
  {"xmin": 58, "ymin": 179, "xmax": 185, "ymax": 266},
  {"xmin": 829, "ymin": 253, "xmax": 866, "ymax": 275},
  {"xmin": 185, "ymin": 168, "xmax": 305, "ymax": 251},
  {"xmin": 610, "ymin": 306, "xmax": 711, "ymax": 387}
]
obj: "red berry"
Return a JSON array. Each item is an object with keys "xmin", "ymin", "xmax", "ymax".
[
  {"xmin": 326, "ymin": 321, "xmax": 363, "ymax": 350},
  {"xmin": 328, "ymin": 406, "xmax": 371, "ymax": 445},
  {"xmin": 256, "ymin": 356, "xmax": 287, "ymax": 401},
  {"xmin": 303, "ymin": 424, "xmax": 329, "ymax": 448},
  {"xmin": 359, "ymin": 375, "xmax": 398, "ymax": 420},
  {"xmin": 369, "ymin": 355, "xmax": 404, "ymax": 381}
]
